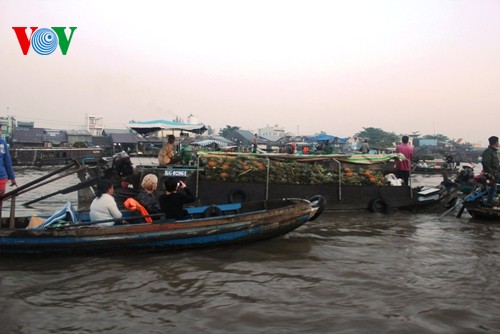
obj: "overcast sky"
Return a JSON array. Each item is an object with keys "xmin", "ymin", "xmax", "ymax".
[{"xmin": 1, "ymin": 0, "xmax": 499, "ymax": 145}]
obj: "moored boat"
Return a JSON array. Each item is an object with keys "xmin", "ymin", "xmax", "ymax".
[
  {"xmin": 10, "ymin": 147, "xmax": 104, "ymax": 167},
  {"xmin": 0, "ymin": 196, "xmax": 324, "ymax": 256},
  {"xmin": 456, "ymin": 180, "xmax": 500, "ymax": 221},
  {"xmin": 93, "ymin": 152, "xmax": 459, "ymax": 214}
]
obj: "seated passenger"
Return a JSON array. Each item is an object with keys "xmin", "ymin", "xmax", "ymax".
[
  {"xmin": 135, "ymin": 174, "xmax": 161, "ymax": 220},
  {"xmin": 158, "ymin": 178, "xmax": 195, "ymax": 220},
  {"xmin": 158, "ymin": 135, "xmax": 182, "ymax": 166},
  {"xmin": 89, "ymin": 179, "xmax": 122, "ymax": 226}
]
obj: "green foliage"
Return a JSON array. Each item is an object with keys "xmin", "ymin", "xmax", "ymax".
[
  {"xmin": 355, "ymin": 127, "xmax": 399, "ymax": 149},
  {"xmin": 173, "ymin": 116, "xmax": 184, "ymax": 123},
  {"xmin": 206, "ymin": 125, "xmax": 215, "ymax": 135},
  {"xmin": 422, "ymin": 134, "xmax": 449, "ymax": 142},
  {"xmin": 72, "ymin": 142, "xmax": 87, "ymax": 148},
  {"xmin": 219, "ymin": 125, "xmax": 241, "ymax": 139}
]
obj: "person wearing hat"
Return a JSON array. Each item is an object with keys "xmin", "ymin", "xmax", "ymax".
[
  {"xmin": 158, "ymin": 135, "xmax": 182, "ymax": 166},
  {"xmin": 481, "ymin": 136, "xmax": 500, "ymax": 205},
  {"xmin": 456, "ymin": 163, "xmax": 475, "ymax": 185}
]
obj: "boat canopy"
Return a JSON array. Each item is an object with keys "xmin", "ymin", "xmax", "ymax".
[
  {"xmin": 127, "ymin": 120, "xmax": 207, "ymax": 136},
  {"xmin": 313, "ymin": 134, "xmax": 348, "ymax": 143}
]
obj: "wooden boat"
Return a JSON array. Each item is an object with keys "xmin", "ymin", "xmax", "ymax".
[
  {"xmin": 457, "ymin": 184, "xmax": 500, "ymax": 221},
  {"xmin": 86, "ymin": 152, "xmax": 459, "ymax": 214},
  {"xmin": 10, "ymin": 147, "xmax": 103, "ymax": 167},
  {"xmin": 462, "ymin": 201, "xmax": 500, "ymax": 220},
  {"xmin": 0, "ymin": 196, "xmax": 324, "ymax": 256}
]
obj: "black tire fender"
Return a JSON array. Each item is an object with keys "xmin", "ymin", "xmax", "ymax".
[
  {"xmin": 308, "ymin": 195, "xmax": 326, "ymax": 221},
  {"xmin": 229, "ymin": 189, "xmax": 247, "ymax": 203},
  {"xmin": 368, "ymin": 198, "xmax": 391, "ymax": 214},
  {"xmin": 204, "ymin": 206, "xmax": 223, "ymax": 218}
]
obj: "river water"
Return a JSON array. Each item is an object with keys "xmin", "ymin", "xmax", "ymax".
[{"xmin": 0, "ymin": 165, "xmax": 498, "ymax": 333}]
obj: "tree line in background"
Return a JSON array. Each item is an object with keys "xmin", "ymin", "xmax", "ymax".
[{"xmin": 216, "ymin": 125, "xmax": 474, "ymax": 150}]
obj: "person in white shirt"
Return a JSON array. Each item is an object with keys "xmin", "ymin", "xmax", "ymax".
[{"xmin": 89, "ymin": 179, "xmax": 122, "ymax": 226}]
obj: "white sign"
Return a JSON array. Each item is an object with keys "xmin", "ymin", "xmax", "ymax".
[{"xmin": 164, "ymin": 170, "xmax": 188, "ymax": 177}]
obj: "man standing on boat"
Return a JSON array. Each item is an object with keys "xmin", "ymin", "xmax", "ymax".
[
  {"xmin": 360, "ymin": 139, "xmax": 369, "ymax": 154},
  {"xmin": 395, "ymin": 135, "xmax": 414, "ymax": 186},
  {"xmin": 158, "ymin": 135, "xmax": 181, "ymax": 166},
  {"xmin": 0, "ymin": 127, "xmax": 17, "ymax": 219},
  {"xmin": 481, "ymin": 136, "xmax": 500, "ymax": 206}
]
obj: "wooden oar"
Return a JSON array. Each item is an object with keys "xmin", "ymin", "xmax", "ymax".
[
  {"xmin": 0, "ymin": 161, "xmax": 79, "ymax": 201},
  {"xmin": 456, "ymin": 203, "xmax": 466, "ymax": 218},
  {"xmin": 23, "ymin": 178, "xmax": 99, "ymax": 206},
  {"xmin": 438, "ymin": 198, "xmax": 463, "ymax": 220},
  {"xmin": 13, "ymin": 166, "xmax": 88, "ymax": 198}
]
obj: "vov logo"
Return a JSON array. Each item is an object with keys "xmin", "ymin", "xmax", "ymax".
[{"xmin": 12, "ymin": 27, "xmax": 77, "ymax": 55}]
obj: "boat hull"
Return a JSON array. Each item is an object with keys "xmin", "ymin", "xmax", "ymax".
[
  {"xmin": 0, "ymin": 199, "xmax": 315, "ymax": 256},
  {"xmin": 192, "ymin": 179, "xmax": 459, "ymax": 213},
  {"xmin": 11, "ymin": 148, "xmax": 103, "ymax": 166},
  {"xmin": 464, "ymin": 203, "xmax": 500, "ymax": 221}
]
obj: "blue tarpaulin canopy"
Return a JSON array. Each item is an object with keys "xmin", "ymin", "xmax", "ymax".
[{"xmin": 313, "ymin": 134, "xmax": 348, "ymax": 143}]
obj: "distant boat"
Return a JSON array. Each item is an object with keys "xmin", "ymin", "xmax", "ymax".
[{"xmin": 10, "ymin": 147, "xmax": 103, "ymax": 167}]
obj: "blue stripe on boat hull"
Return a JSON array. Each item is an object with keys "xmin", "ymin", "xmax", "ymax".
[{"xmin": 0, "ymin": 214, "xmax": 311, "ymax": 256}]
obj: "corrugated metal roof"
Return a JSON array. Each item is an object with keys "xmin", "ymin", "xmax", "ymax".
[
  {"xmin": 103, "ymin": 129, "xmax": 133, "ymax": 135},
  {"xmin": 191, "ymin": 135, "xmax": 235, "ymax": 147},
  {"xmin": 138, "ymin": 136, "xmax": 162, "ymax": 144},
  {"xmin": 43, "ymin": 131, "xmax": 67, "ymax": 143},
  {"xmin": 12, "ymin": 127, "xmax": 45, "ymax": 144},
  {"xmin": 110, "ymin": 133, "xmax": 139, "ymax": 144},
  {"xmin": 92, "ymin": 136, "xmax": 113, "ymax": 148},
  {"xmin": 66, "ymin": 129, "xmax": 92, "ymax": 136}
]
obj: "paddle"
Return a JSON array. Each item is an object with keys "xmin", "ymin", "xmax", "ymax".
[
  {"xmin": 13, "ymin": 166, "xmax": 87, "ymax": 199},
  {"xmin": 23, "ymin": 177, "xmax": 99, "ymax": 206},
  {"xmin": 438, "ymin": 198, "xmax": 463, "ymax": 220},
  {"xmin": 456, "ymin": 202, "xmax": 466, "ymax": 218}
]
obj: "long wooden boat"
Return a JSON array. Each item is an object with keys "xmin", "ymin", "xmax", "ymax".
[
  {"xmin": 10, "ymin": 147, "xmax": 103, "ymax": 167},
  {"xmin": 0, "ymin": 197, "xmax": 324, "ymax": 256},
  {"xmin": 85, "ymin": 152, "xmax": 459, "ymax": 214}
]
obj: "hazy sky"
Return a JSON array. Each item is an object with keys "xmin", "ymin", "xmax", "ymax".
[{"xmin": 1, "ymin": 0, "xmax": 499, "ymax": 145}]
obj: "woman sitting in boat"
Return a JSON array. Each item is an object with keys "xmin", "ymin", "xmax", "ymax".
[
  {"xmin": 135, "ymin": 174, "xmax": 161, "ymax": 220},
  {"xmin": 159, "ymin": 177, "xmax": 195, "ymax": 220},
  {"xmin": 90, "ymin": 179, "xmax": 123, "ymax": 226}
]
